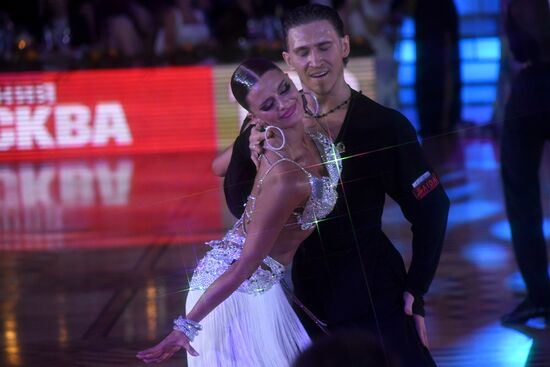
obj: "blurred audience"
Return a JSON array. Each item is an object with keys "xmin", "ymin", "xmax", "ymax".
[
  {"xmin": 154, "ymin": 0, "xmax": 213, "ymax": 55},
  {"xmin": 414, "ymin": 0, "xmax": 461, "ymax": 138},
  {"xmin": 0, "ymin": 0, "xmax": 380, "ymax": 70},
  {"xmin": 392, "ymin": 0, "xmax": 461, "ymax": 138},
  {"xmin": 337, "ymin": 0, "xmax": 399, "ymax": 108}
]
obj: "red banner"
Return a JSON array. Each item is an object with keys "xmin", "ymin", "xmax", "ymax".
[
  {"xmin": 0, "ymin": 67, "xmax": 217, "ymax": 160},
  {"xmin": 0, "ymin": 152, "xmax": 223, "ymax": 251}
]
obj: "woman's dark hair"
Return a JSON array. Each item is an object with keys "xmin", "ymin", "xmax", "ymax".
[
  {"xmin": 282, "ymin": 4, "xmax": 348, "ymax": 65},
  {"xmin": 230, "ymin": 58, "xmax": 281, "ymax": 111}
]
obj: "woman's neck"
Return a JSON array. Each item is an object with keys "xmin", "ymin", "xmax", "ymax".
[
  {"xmin": 268, "ymin": 123, "xmax": 309, "ymax": 161},
  {"xmin": 283, "ymin": 123, "xmax": 306, "ymax": 151}
]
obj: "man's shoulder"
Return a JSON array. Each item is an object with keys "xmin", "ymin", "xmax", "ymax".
[{"xmin": 348, "ymin": 90, "xmax": 410, "ymax": 131}]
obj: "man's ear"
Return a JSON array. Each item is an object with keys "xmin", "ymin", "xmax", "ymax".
[
  {"xmin": 341, "ymin": 35, "xmax": 350, "ymax": 59},
  {"xmin": 282, "ymin": 51, "xmax": 294, "ymax": 70}
]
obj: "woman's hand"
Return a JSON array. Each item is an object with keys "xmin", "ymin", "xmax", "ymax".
[
  {"xmin": 136, "ymin": 330, "xmax": 199, "ymax": 363},
  {"xmin": 248, "ymin": 117, "xmax": 269, "ymax": 169}
]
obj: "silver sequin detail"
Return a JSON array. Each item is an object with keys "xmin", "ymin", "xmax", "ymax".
[
  {"xmin": 189, "ymin": 218, "xmax": 286, "ymax": 295},
  {"xmin": 296, "ymin": 132, "xmax": 341, "ymax": 230},
  {"xmin": 189, "ymin": 132, "xmax": 341, "ymax": 294}
]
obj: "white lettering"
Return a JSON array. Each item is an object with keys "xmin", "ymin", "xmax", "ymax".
[
  {"xmin": 0, "ymin": 167, "xmax": 18, "ymax": 209},
  {"xmin": 16, "ymin": 106, "xmax": 54, "ymax": 149},
  {"xmin": 0, "ymin": 167, "xmax": 20, "ymax": 235},
  {"xmin": 95, "ymin": 160, "xmax": 133, "ymax": 205},
  {"xmin": 0, "ymin": 108, "xmax": 15, "ymax": 151},
  {"xmin": 0, "ymin": 101, "xmax": 134, "ymax": 150},
  {"xmin": 35, "ymin": 83, "xmax": 57, "ymax": 104},
  {"xmin": 55, "ymin": 105, "xmax": 91, "ymax": 147},
  {"xmin": 15, "ymin": 85, "xmax": 35, "ymax": 105},
  {"xmin": 0, "ymin": 83, "xmax": 57, "ymax": 106},
  {"xmin": 0, "ymin": 160, "xmax": 132, "ymax": 210},
  {"xmin": 19, "ymin": 164, "xmax": 54, "ymax": 207},
  {"xmin": 0, "ymin": 86, "xmax": 13, "ymax": 105},
  {"xmin": 59, "ymin": 163, "xmax": 95, "ymax": 206},
  {"xmin": 92, "ymin": 103, "xmax": 132, "ymax": 146},
  {"xmin": 0, "ymin": 159, "xmax": 134, "ymax": 243}
]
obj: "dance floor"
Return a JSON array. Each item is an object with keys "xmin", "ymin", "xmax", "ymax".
[{"xmin": 1, "ymin": 129, "xmax": 550, "ymax": 366}]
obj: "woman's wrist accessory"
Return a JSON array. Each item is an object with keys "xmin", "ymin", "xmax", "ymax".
[{"xmin": 173, "ymin": 316, "xmax": 202, "ymax": 342}]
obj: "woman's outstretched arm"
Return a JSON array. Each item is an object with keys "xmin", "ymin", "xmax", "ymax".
[
  {"xmin": 137, "ymin": 161, "xmax": 308, "ymax": 362},
  {"xmin": 186, "ymin": 163, "xmax": 308, "ymax": 322}
]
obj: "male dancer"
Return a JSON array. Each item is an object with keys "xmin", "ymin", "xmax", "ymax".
[{"xmin": 219, "ymin": 5, "xmax": 450, "ymax": 366}]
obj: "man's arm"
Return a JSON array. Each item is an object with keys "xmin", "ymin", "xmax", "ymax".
[
  {"xmin": 384, "ymin": 110, "xmax": 450, "ymax": 313},
  {"xmin": 383, "ymin": 110, "xmax": 449, "ymax": 348},
  {"xmin": 223, "ymin": 124, "xmax": 257, "ymax": 218},
  {"xmin": 212, "ymin": 143, "xmax": 234, "ymax": 177},
  {"xmin": 212, "ymin": 120, "xmax": 268, "ymax": 177}
]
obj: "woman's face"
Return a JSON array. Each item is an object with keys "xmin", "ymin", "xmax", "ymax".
[{"xmin": 245, "ymin": 69, "xmax": 304, "ymax": 129}]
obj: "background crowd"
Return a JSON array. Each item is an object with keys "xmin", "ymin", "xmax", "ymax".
[{"xmin": 0, "ymin": 0, "xmax": 404, "ymax": 70}]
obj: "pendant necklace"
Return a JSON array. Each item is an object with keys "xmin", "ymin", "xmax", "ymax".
[
  {"xmin": 304, "ymin": 94, "xmax": 352, "ymax": 119},
  {"xmin": 303, "ymin": 92, "xmax": 350, "ymax": 154}
]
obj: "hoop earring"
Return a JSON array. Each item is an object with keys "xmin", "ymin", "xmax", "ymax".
[
  {"xmin": 302, "ymin": 91, "xmax": 320, "ymax": 116},
  {"xmin": 264, "ymin": 125, "xmax": 285, "ymax": 151}
]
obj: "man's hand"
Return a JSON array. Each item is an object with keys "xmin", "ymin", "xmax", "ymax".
[{"xmin": 403, "ymin": 291, "xmax": 429, "ymax": 348}]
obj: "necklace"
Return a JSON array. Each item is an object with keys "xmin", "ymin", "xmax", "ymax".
[
  {"xmin": 304, "ymin": 94, "xmax": 352, "ymax": 119},
  {"xmin": 309, "ymin": 112, "xmax": 347, "ymax": 154}
]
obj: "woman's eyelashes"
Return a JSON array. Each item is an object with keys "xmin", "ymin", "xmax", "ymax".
[
  {"xmin": 260, "ymin": 82, "xmax": 291, "ymax": 111},
  {"xmin": 261, "ymin": 100, "xmax": 274, "ymax": 111},
  {"xmin": 280, "ymin": 81, "xmax": 290, "ymax": 94}
]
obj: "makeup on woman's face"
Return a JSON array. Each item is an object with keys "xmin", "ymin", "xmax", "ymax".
[{"xmin": 246, "ymin": 69, "xmax": 303, "ymax": 128}]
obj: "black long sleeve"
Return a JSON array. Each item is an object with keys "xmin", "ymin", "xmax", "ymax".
[
  {"xmin": 384, "ymin": 110, "xmax": 450, "ymax": 297},
  {"xmin": 224, "ymin": 91, "xmax": 450, "ymax": 324},
  {"xmin": 223, "ymin": 122, "xmax": 256, "ymax": 218}
]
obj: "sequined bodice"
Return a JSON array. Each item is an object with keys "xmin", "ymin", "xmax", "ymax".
[
  {"xmin": 189, "ymin": 132, "xmax": 341, "ymax": 295},
  {"xmin": 246, "ymin": 131, "xmax": 341, "ymax": 230},
  {"xmin": 189, "ymin": 217, "xmax": 285, "ymax": 294},
  {"xmin": 292, "ymin": 131, "xmax": 341, "ymax": 230}
]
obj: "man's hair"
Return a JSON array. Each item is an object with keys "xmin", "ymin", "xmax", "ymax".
[
  {"xmin": 282, "ymin": 4, "xmax": 345, "ymax": 50},
  {"xmin": 282, "ymin": 4, "xmax": 348, "ymax": 65},
  {"xmin": 230, "ymin": 58, "xmax": 281, "ymax": 111}
]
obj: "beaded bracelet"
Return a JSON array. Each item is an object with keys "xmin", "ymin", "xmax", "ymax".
[{"xmin": 173, "ymin": 316, "xmax": 202, "ymax": 342}]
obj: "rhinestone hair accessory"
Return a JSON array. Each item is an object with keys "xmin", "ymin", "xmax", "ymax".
[{"xmin": 233, "ymin": 68, "xmax": 258, "ymax": 89}]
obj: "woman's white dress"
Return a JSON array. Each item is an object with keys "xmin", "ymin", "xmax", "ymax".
[{"xmin": 185, "ymin": 132, "xmax": 341, "ymax": 367}]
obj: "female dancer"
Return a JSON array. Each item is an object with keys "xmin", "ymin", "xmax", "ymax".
[{"xmin": 136, "ymin": 58, "xmax": 341, "ymax": 366}]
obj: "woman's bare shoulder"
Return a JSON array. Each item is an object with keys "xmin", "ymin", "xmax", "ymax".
[{"xmin": 256, "ymin": 152, "xmax": 310, "ymax": 198}]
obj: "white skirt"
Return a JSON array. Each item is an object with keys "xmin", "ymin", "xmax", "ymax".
[{"xmin": 185, "ymin": 283, "xmax": 311, "ymax": 367}]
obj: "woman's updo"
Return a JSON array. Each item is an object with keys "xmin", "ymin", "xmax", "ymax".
[{"xmin": 230, "ymin": 58, "xmax": 281, "ymax": 111}]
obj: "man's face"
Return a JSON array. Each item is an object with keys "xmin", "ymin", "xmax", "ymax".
[{"xmin": 283, "ymin": 20, "xmax": 349, "ymax": 97}]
